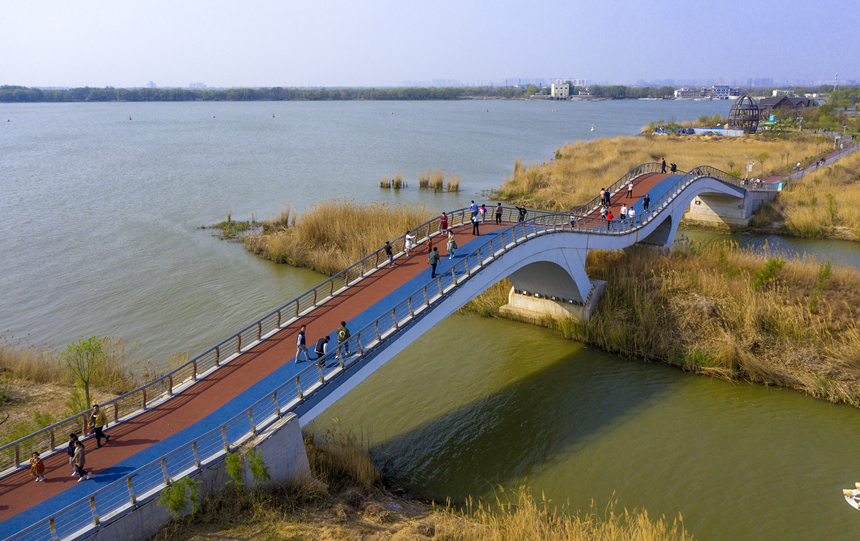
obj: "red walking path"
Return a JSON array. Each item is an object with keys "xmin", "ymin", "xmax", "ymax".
[
  {"xmin": 0, "ymin": 222, "xmax": 509, "ymax": 526},
  {"xmin": 1, "ymin": 171, "xmax": 671, "ymax": 530}
]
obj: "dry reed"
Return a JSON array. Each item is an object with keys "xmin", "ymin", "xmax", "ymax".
[
  {"xmin": 464, "ymin": 241, "xmax": 860, "ymax": 406},
  {"xmin": 418, "ymin": 169, "xmax": 430, "ymax": 188},
  {"xmin": 244, "ymin": 200, "xmax": 435, "ymax": 274},
  {"xmin": 437, "ymin": 488, "xmax": 693, "ymax": 541},
  {"xmin": 392, "ymin": 172, "xmax": 406, "ymax": 189},
  {"xmin": 430, "ymin": 169, "xmax": 446, "ymax": 191},
  {"xmin": 768, "ymin": 149, "xmax": 860, "ymax": 238},
  {"xmin": 497, "ymin": 133, "xmax": 832, "ymax": 210},
  {"xmin": 446, "ymin": 173, "xmax": 461, "ymax": 192},
  {"xmin": 380, "ymin": 175, "xmax": 391, "ymax": 188},
  {"xmin": 151, "ymin": 426, "xmax": 693, "ymax": 541}
]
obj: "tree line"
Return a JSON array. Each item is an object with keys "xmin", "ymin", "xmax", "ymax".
[
  {"xmin": 0, "ymin": 85, "xmax": 530, "ymax": 103},
  {"xmin": 4, "ymin": 84, "xmax": 858, "ymax": 104}
]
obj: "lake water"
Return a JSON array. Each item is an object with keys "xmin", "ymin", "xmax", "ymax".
[{"xmin": 2, "ymin": 99, "xmax": 857, "ymax": 540}]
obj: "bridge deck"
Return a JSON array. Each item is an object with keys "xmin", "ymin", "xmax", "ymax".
[
  {"xmin": 0, "ymin": 222, "xmax": 508, "ymax": 532},
  {"xmin": 1, "ymin": 170, "xmax": 688, "ymax": 535}
]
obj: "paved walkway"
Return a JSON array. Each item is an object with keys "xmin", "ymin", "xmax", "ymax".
[
  {"xmin": 0, "ymin": 220, "xmax": 508, "ymax": 532},
  {"xmin": 763, "ymin": 141, "xmax": 858, "ymax": 185},
  {"xmin": 0, "ymin": 172, "xmax": 694, "ymax": 535}
]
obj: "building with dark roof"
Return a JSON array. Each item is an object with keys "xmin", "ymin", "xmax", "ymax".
[{"xmin": 756, "ymin": 96, "xmax": 814, "ymax": 115}]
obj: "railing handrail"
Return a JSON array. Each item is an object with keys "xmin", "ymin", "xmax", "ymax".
[
  {"xmin": 0, "ymin": 205, "xmax": 473, "ymax": 470},
  {"xmin": 4, "ymin": 166, "xmax": 740, "ymax": 541},
  {"xmin": 0, "ymin": 160, "xmax": 772, "ymax": 470}
]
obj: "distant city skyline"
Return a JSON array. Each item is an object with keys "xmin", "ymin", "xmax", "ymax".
[{"xmin": 2, "ymin": 0, "xmax": 857, "ymax": 89}]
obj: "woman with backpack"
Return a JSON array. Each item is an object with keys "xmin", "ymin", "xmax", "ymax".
[{"xmin": 446, "ymin": 231, "xmax": 457, "ymax": 259}]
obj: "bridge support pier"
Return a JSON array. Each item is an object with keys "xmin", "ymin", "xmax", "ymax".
[
  {"xmin": 80, "ymin": 414, "xmax": 309, "ymax": 541},
  {"xmin": 685, "ymin": 190, "xmax": 778, "ymax": 226},
  {"xmin": 499, "ymin": 280, "xmax": 606, "ymax": 324}
]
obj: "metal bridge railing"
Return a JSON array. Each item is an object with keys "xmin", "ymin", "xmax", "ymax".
[
  {"xmin": 0, "ymin": 162, "xmax": 757, "ymax": 478},
  {"xmin": 0, "ymin": 206, "xmax": 486, "ymax": 476},
  {"xmin": 3, "ymin": 166, "xmax": 754, "ymax": 541}
]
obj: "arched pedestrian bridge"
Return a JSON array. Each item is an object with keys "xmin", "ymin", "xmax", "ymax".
[{"xmin": 0, "ymin": 163, "xmax": 777, "ymax": 541}]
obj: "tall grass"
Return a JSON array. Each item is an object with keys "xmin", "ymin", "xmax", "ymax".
[
  {"xmin": 261, "ymin": 206, "xmax": 291, "ymax": 233},
  {"xmin": 446, "ymin": 173, "xmax": 461, "ymax": 192},
  {"xmin": 771, "ymin": 150, "xmax": 860, "ymax": 238},
  {"xmin": 392, "ymin": 172, "xmax": 406, "ymax": 189},
  {"xmin": 465, "ymin": 241, "xmax": 860, "ymax": 406},
  {"xmin": 244, "ymin": 200, "xmax": 435, "ymax": 274},
  {"xmin": 418, "ymin": 169, "xmax": 430, "ymax": 188},
  {"xmin": 380, "ymin": 175, "xmax": 391, "ymax": 188},
  {"xmin": 430, "ymin": 168, "xmax": 446, "ymax": 190},
  {"xmin": 152, "ymin": 426, "xmax": 693, "ymax": 541},
  {"xmin": 497, "ymin": 133, "xmax": 831, "ymax": 210},
  {"xmin": 439, "ymin": 488, "xmax": 693, "ymax": 541}
]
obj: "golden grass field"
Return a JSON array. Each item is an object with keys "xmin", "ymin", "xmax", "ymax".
[
  {"xmin": 761, "ymin": 148, "xmax": 860, "ymax": 238},
  {"xmin": 244, "ymin": 200, "xmax": 436, "ymax": 274},
  {"xmin": 496, "ymin": 132, "xmax": 833, "ymax": 211},
  {"xmin": 463, "ymin": 240, "xmax": 860, "ymax": 406}
]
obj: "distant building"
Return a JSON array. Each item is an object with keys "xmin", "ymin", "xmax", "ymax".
[
  {"xmin": 674, "ymin": 88, "xmax": 701, "ymax": 99},
  {"xmin": 710, "ymin": 84, "xmax": 731, "ymax": 99},
  {"xmin": 189, "ymin": 82, "xmax": 207, "ymax": 89},
  {"xmin": 756, "ymin": 96, "xmax": 814, "ymax": 115},
  {"xmin": 147, "ymin": 81, "xmax": 156, "ymax": 89},
  {"xmin": 551, "ymin": 83, "xmax": 569, "ymax": 100},
  {"xmin": 772, "ymin": 89, "xmax": 794, "ymax": 97}
]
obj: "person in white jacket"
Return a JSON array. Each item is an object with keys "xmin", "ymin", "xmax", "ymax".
[{"xmin": 404, "ymin": 230, "xmax": 415, "ymax": 257}]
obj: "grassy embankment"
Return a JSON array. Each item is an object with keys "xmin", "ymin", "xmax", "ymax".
[
  {"xmin": 152, "ymin": 426, "xmax": 694, "ymax": 541},
  {"xmin": 494, "ymin": 132, "xmax": 832, "ymax": 211},
  {"xmin": 243, "ymin": 200, "xmax": 436, "ymax": 275},
  {"xmin": 463, "ymin": 240, "xmax": 860, "ymax": 406},
  {"xmin": 750, "ymin": 147, "xmax": 860, "ymax": 240},
  {"xmin": 0, "ymin": 336, "xmax": 181, "ymax": 445}
]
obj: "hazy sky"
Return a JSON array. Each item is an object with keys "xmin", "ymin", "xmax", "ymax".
[{"xmin": 3, "ymin": 0, "xmax": 856, "ymax": 88}]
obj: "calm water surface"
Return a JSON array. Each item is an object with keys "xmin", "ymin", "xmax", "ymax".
[{"xmin": 2, "ymin": 100, "xmax": 858, "ymax": 540}]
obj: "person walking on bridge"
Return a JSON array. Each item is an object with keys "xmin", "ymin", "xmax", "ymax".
[
  {"xmin": 661, "ymin": 158, "xmax": 667, "ymax": 173},
  {"xmin": 480, "ymin": 204, "xmax": 487, "ymax": 223},
  {"xmin": 620, "ymin": 204, "xmax": 627, "ymax": 220},
  {"xmin": 295, "ymin": 324, "xmax": 309, "ymax": 363},
  {"xmin": 440, "ymin": 212, "xmax": 448, "ymax": 235},
  {"xmin": 606, "ymin": 210, "xmax": 614, "ymax": 232},
  {"xmin": 515, "ymin": 206, "xmax": 527, "ymax": 222},
  {"xmin": 627, "ymin": 182, "xmax": 634, "ymax": 198},
  {"xmin": 90, "ymin": 404, "xmax": 110, "ymax": 448},
  {"xmin": 404, "ymin": 231, "xmax": 415, "ymax": 258},
  {"xmin": 67, "ymin": 433, "xmax": 80, "ymax": 475},
  {"xmin": 469, "ymin": 200, "xmax": 479, "ymax": 218},
  {"xmin": 30, "ymin": 452, "xmax": 45, "ymax": 482},
  {"xmin": 73, "ymin": 440, "xmax": 91, "ymax": 482},
  {"xmin": 385, "ymin": 241, "xmax": 395, "ymax": 268},
  {"xmin": 643, "ymin": 193, "xmax": 651, "ymax": 213},
  {"xmin": 627, "ymin": 207, "xmax": 636, "ymax": 223},
  {"xmin": 495, "ymin": 203, "xmax": 503, "ymax": 225},
  {"xmin": 603, "ymin": 189, "xmax": 611, "ymax": 207},
  {"xmin": 315, "ymin": 336, "xmax": 329, "ymax": 362},
  {"xmin": 599, "ymin": 188, "xmax": 606, "ymax": 206},
  {"xmin": 446, "ymin": 231, "xmax": 457, "ymax": 259},
  {"xmin": 336, "ymin": 321, "xmax": 351, "ymax": 361},
  {"xmin": 428, "ymin": 246, "xmax": 440, "ymax": 278},
  {"xmin": 471, "ymin": 213, "xmax": 480, "ymax": 236}
]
